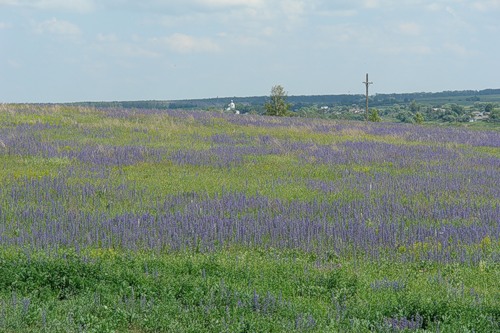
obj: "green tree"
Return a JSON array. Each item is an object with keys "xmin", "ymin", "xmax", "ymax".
[
  {"xmin": 297, "ymin": 105, "xmax": 319, "ymax": 118},
  {"xmin": 265, "ymin": 85, "xmax": 290, "ymax": 117},
  {"xmin": 484, "ymin": 103, "xmax": 494, "ymax": 113},
  {"xmin": 396, "ymin": 111, "xmax": 415, "ymax": 123},
  {"xmin": 415, "ymin": 112, "xmax": 424, "ymax": 124},
  {"xmin": 450, "ymin": 104, "xmax": 465, "ymax": 116},
  {"xmin": 368, "ymin": 108, "xmax": 381, "ymax": 122},
  {"xmin": 409, "ymin": 100, "xmax": 420, "ymax": 113},
  {"xmin": 489, "ymin": 109, "xmax": 500, "ymax": 122}
]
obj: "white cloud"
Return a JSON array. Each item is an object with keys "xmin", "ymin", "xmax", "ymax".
[
  {"xmin": 35, "ymin": 0, "xmax": 94, "ymax": 11},
  {"xmin": 157, "ymin": 33, "xmax": 221, "ymax": 53},
  {"xmin": 0, "ymin": 0, "xmax": 95, "ymax": 12},
  {"xmin": 229, "ymin": 35, "xmax": 265, "ymax": 47},
  {"xmin": 118, "ymin": 44, "xmax": 160, "ymax": 58},
  {"xmin": 197, "ymin": 0, "xmax": 263, "ymax": 7},
  {"xmin": 96, "ymin": 33, "xmax": 118, "ymax": 43},
  {"xmin": 0, "ymin": 22, "xmax": 10, "ymax": 29},
  {"xmin": 363, "ymin": 0, "xmax": 381, "ymax": 8},
  {"xmin": 398, "ymin": 22, "xmax": 421, "ymax": 36},
  {"xmin": 7, "ymin": 59, "xmax": 22, "ymax": 68},
  {"xmin": 281, "ymin": 0, "xmax": 307, "ymax": 20},
  {"xmin": 318, "ymin": 9, "xmax": 357, "ymax": 17},
  {"xmin": 357, "ymin": 0, "xmax": 453, "ymax": 11},
  {"xmin": 318, "ymin": 23, "xmax": 363, "ymax": 44},
  {"xmin": 112, "ymin": 0, "xmax": 265, "ymax": 13},
  {"xmin": 471, "ymin": 0, "xmax": 500, "ymax": 11},
  {"xmin": 445, "ymin": 5, "xmax": 458, "ymax": 17},
  {"xmin": 381, "ymin": 44, "xmax": 432, "ymax": 56},
  {"xmin": 425, "ymin": 3, "xmax": 442, "ymax": 11},
  {"xmin": 93, "ymin": 34, "xmax": 160, "ymax": 58},
  {"xmin": 443, "ymin": 42, "xmax": 475, "ymax": 57},
  {"xmin": 34, "ymin": 18, "xmax": 81, "ymax": 36}
]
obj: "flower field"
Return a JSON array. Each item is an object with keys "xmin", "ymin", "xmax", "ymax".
[{"xmin": 0, "ymin": 105, "xmax": 499, "ymax": 332}]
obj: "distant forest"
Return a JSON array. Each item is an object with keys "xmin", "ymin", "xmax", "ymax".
[{"xmin": 70, "ymin": 88, "xmax": 500, "ymax": 110}]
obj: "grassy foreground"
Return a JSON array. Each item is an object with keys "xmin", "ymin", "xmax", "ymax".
[{"xmin": 0, "ymin": 105, "xmax": 499, "ymax": 332}]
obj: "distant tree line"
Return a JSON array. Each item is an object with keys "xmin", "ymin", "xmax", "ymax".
[
  {"xmin": 65, "ymin": 88, "xmax": 500, "ymax": 124},
  {"xmin": 68, "ymin": 88, "xmax": 499, "ymax": 110},
  {"xmin": 372, "ymin": 89, "xmax": 500, "ymax": 102}
]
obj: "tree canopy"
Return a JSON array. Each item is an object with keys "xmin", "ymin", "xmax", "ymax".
[
  {"xmin": 368, "ymin": 108, "xmax": 381, "ymax": 122},
  {"xmin": 264, "ymin": 85, "xmax": 290, "ymax": 117}
]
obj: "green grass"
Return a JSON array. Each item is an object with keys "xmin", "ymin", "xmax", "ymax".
[
  {"xmin": 1, "ymin": 105, "xmax": 499, "ymax": 332},
  {"xmin": 1, "ymin": 249, "xmax": 498, "ymax": 332}
]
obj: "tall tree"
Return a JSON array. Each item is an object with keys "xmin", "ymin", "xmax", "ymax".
[
  {"xmin": 265, "ymin": 85, "xmax": 290, "ymax": 117},
  {"xmin": 368, "ymin": 108, "xmax": 381, "ymax": 122},
  {"xmin": 415, "ymin": 112, "xmax": 424, "ymax": 124}
]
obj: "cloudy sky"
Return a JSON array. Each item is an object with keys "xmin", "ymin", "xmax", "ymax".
[{"xmin": 0, "ymin": 0, "xmax": 499, "ymax": 103}]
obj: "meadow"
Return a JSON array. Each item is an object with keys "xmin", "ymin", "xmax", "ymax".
[{"xmin": 0, "ymin": 104, "xmax": 499, "ymax": 332}]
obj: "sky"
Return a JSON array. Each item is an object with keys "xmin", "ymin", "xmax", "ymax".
[{"xmin": 0, "ymin": 0, "xmax": 499, "ymax": 103}]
